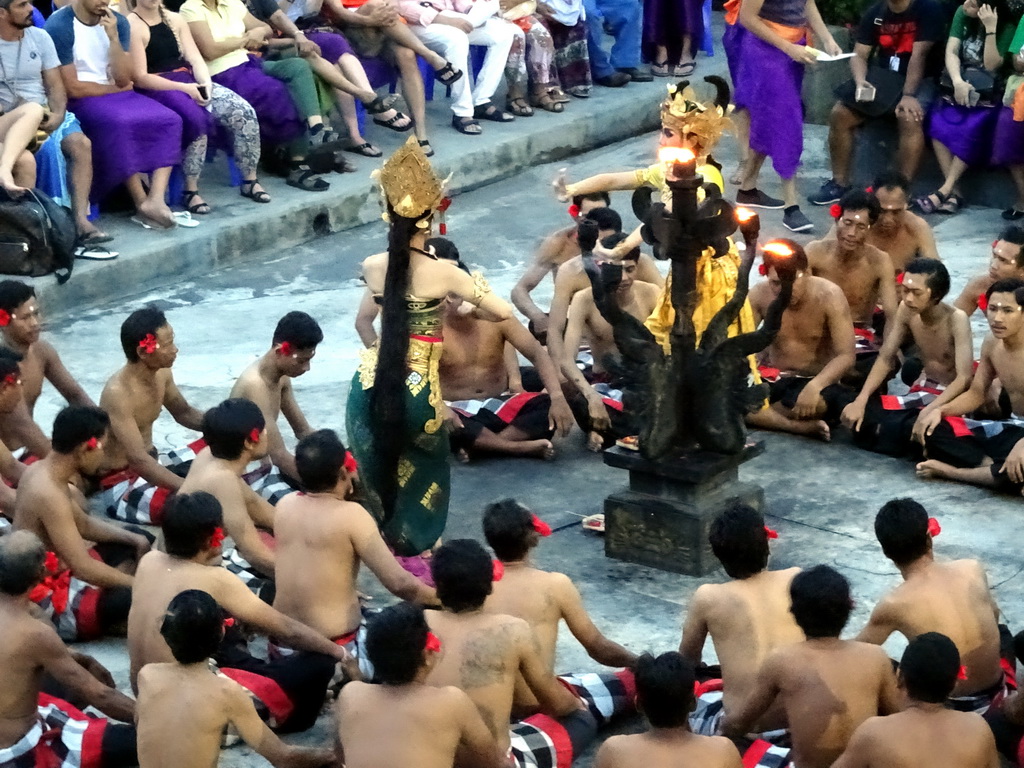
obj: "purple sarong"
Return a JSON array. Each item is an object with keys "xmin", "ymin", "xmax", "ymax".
[
  {"xmin": 212, "ymin": 56, "xmax": 303, "ymax": 146},
  {"xmin": 734, "ymin": 31, "xmax": 804, "ymax": 179},
  {"xmin": 67, "ymin": 90, "xmax": 182, "ymax": 201},
  {"xmin": 642, "ymin": 0, "xmax": 703, "ymax": 64},
  {"xmin": 304, "ymin": 30, "xmax": 353, "ymax": 62},
  {"xmin": 927, "ymin": 101, "xmax": 999, "ymax": 166},
  {"xmin": 723, "ymin": 21, "xmax": 745, "ymax": 83},
  {"xmin": 136, "ymin": 69, "xmax": 216, "ymax": 149},
  {"xmin": 993, "ymin": 106, "xmax": 1024, "ymax": 166}
]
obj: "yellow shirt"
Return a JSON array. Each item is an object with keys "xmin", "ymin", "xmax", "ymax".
[{"xmin": 179, "ymin": 0, "xmax": 250, "ymax": 76}]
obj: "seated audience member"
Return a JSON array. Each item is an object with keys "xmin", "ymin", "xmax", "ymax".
[
  {"xmin": 917, "ymin": 278, "xmax": 1024, "ymax": 491},
  {"xmin": 915, "ymin": 0, "xmax": 1014, "ymax": 216},
  {"xmin": 834, "ymin": 632, "xmax": 1001, "ymax": 768},
  {"xmin": 230, "ymin": 311, "xmax": 323, "ymax": 496},
  {"xmin": 181, "ymin": 398, "xmax": 277, "ymax": 595},
  {"xmin": 239, "ymin": 0, "xmax": 412, "ymax": 158},
  {"xmin": 98, "ymin": 308, "xmax": 205, "ymax": 526},
  {"xmin": 0, "ymin": 352, "xmax": 31, "ymax": 518},
  {"xmin": 272, "ymin": 429, "xmax": 437, "ymax": 653},
  {"xmin": 128, "ymin": 0, "xmax": 269, "ymax": 211},
  {"xmin": 953, "ymin": 227, "xmax": 1024, "ymax": 316},
  {"xmin": 0, "ymin": 0, "xmax": 106, "ymax": 247},
  {"xmin": 857, "ymin": 498, "xmax": 1008, "ymax": 712},
  {"xmin": 0, "ymin": 281, "xmax": 94, "ymax": 459},
  {"xmin": 127, "ymin": 492, "xmax": 347, "ymax": 731},
  {"xmin": 560, "ymin": 233, "xmax": 660, "ymax": 448},
  {"xmin": 723, "ymin": 565, "xmax": 899, "ymax": 768},
  {"xmin": 442, "ymin": 273, "xmax": 574, "ymax": 461},
  {"xmin": 746, "ymin": 240, "xmax": 857, "ymax": 441},
  {"xmin": 808, "ymin": 0, "xmax": 942, "ymax": 207},
  {"xmin": 679, "ymin": 503, "xmax": 804, "ymax": 735},
  {"xmin": 397, "ymin": 0, "xmax": 516, "ymax": 135},
  {"xmin": 14, "ymin": 406, "xmax": 152, "ymax": 641},
  {"xmin": 179, "ymin": 0, "xmax": 337, "ymax": 192},
  {"xmin": 807, "ymin": 190, "xmax": 897, "ymax": 358},
  {"xmin": 593, "ymin": 652, "xmax": 743, "ymax": 768},
  {"xmin": 426, "ymin": 539, "xmax": 596, "ymax": 768},
  {"xmin": 137, "ymin": 589, "xmax": 335, "ymax": 768},
  {"xmin": 842, "ymin": 259, "xmax": 974, "ymax": 455},
  {"xmin": 511, "ymin": 191, "xmax": 610, "ymax": 342},
  {"xmin": 992, "ymin": 37, "xmax": 1024, "ymax": 221},
  {"xmin": 46, "ymin": 0, "xmax": 183, "ymax": 229},
  {"xmin": 335, "ymin": 602, "xmax": 505, "ymax": 768},
  {"xmin": 0, "ymin": 530, "xmax": 138, "ymax": 768},
  {"xmin": 483, "ymin": 499, "xmax": 637, "ymax": 720}
]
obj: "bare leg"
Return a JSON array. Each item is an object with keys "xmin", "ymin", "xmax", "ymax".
[
  {"xmin": 746, "ymin": 404, "xmax": 830, "ymax": 441},
  {"xmin": 739, "ymin": 150, "xmax": 767, "ymax": 192},
  {"xmin": 0, "ymin": 103, "xmax": 44, "ymax": 193},
  {"xmin": 654, "ymin": 44, "xmax": 668, "ymax": 63},
  {"xmin": 60, "ymin": 132, "xmax": 104, "ymax": 238},
  {"xmin": 933, "ymin": 140, "xmax": 952, "ymax": 178},
  {"xmin": 679, "ymin": 35, "xmax": 693, "ymax": 65},
  {"xmin": 127, "ymin": 171, "xmax": 175, "ymax": 229},
  {"xmin": 337, "ymin": 53, "xmax": 411, "ymax": 131},
  {"xmin": 394, "ymin": 45, "xmax": 428, "ymax": 141},
  {"xmin": 938, "ymin": 156, "xmax": 968, "ymax": 198},
  {"xmin": 780, "ymin": 176, "xmax": 798, "ymax": 208},
  {"xmin": 1010, "ymin": 165, "xmax": 1024, "ymax": 211},
  {"xmin": 729, "ymin": 107, "xmax": 751, "ymax": 185},
  {"xmin": 916, "ymin": 459, "xmax": 997, "ymax": 487},
  {"xmin": 470, "ymin": 427, "xmax": 555, "ymax": 459},
  {"xmin": 11, "ymin": 150, "xmax": 35, "ymax": 188},
  {"xmin": 896, "ymin": 116, "xmax": 926, "ymax": 182},
  {"xmin": 379, "ymin": 19, "xmax": 447, "ymax": 70},
  {"xmin": 828, "ymin": 103, "xmax": 863, "ymax": 186}
]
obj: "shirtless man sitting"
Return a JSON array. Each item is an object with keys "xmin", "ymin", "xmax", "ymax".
[
  {"xmin": 128, "ymin": 492, "xmax": 347, "ymax": 731},
  {"xmin": 0, "ymin": 351, "xmax": 35, "ymax": 520},
  {"xmin": 180, "ymin": 398, "xmax": 277, "ymax": 598},
  {"xmin": 335, "ymin": 602, "xmax": 504, "ymax": 768},
  {"xmin": 953, "ymin": 227, "xmax": 1024, "ymax": 317},
  {"xmin": 443, "ymin": 273, "xmax": 574, "ymax": 461},
  {"xmin": 483, "ymin": 499, "xmax": 637, "ymax": 722},
  {"xmin": 808, "ymin": 189, "xmax": 897, "ymax": 361},
  {"xmin": 14, "ymin": 405, "xmax": 151, "ymax": 641},
  {"xmin": 856, "ymin": 498, "xmax": 1006, "ymax": 711},
  {"xmin": 137, "ymin": 589, "xmax": 334, "ymax": 768},
  {"xmin": 230, "ymin": 311, "xmax": 322, "ymax": 500},
  {"xmin": 425, "ymin": 539, "xmax": 591, "ymax": 768},
  {"xmin": 862, "ymin": 171, "xmax": 940, "ymax": 273},
  {"xmin": 98, "ymin": 307, "xmax": 205, "ymax": 526},
  {"xmin": 594, "ymin": 652, "xmax": 742, "ymax": 768},
  {"xmin": 272, "ymin": 429, "xmax": 437, "ymax": 655},
  {"xmin": 561, "ymin": 234, "xmax": 661, "ymax": 449},
  {"xmin": 0, "ymin": 280, "xmax": 94, "ymax": 460},
  {"xmin": 917, "ymin": 278, "xmax": 1024, "ymax": 492},
  {"xmin": 746, "ymin": 240, "xmax": 857, "ymax": 441},
  {"xmin": 0, "ymin": 531, "xmax": 137, "ymax": 768},
  {"xmin": 679, "ymin": 503, "xmax": 803, "ymax": 735},
  {"xmin": 511, "ymin": 191, "xmax": 610, "ymax": 343},
  {"xmin": 834, "ymin": 632, "xmax": 1000, "ymax": 768},
  {"xmin": 842, "ymin": 258, "xmax": 973, "ymax": 456},
  {"xmin": 723, "ymin": 565, "xmax": 899, "ymax": 768}
]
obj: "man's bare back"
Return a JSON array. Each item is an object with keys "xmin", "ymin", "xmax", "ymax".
[
  {"xmin": 231, "ymin": 363, "xmax": 285, "ymax": 425},
  {"xmin": 807, "ymin": 239, "xmax": 895, "ymax": 325},
  {"xmin": 596, "ymin": 730, "xmax": 741, "ymax": 768},
  {"xmin": 680, "ymin": 569, "xmax": 804, "ymax": 729}
]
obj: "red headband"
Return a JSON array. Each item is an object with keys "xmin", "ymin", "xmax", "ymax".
[
  {"xmin": 0, "ymin": 309, "xmax": 10, "ymax": 327},
  {"xmin": 249, "ymin": 428, "xmax": 261, "ymax": 443},
  {"xmin": 138, "ymin": 333, "xmax": 158, "ymax": 354},
  {"xmin": 492, "ymin": 560, "xmax": 504, "ymax": 582},
  {"xmin": 343, "ymin": 450, "xmax": 358, "ymax": 474},
  {"xmin": 765, "ymin": 525, "xmax": 778, "ymax": 539},
  {"xmin": 210, "ymin": 526, "xmax": 226, "ymax": 549},
  {"xmin": 278, "ymin": 341, "xmax": 293, "ymax": 356},
  {"xmin": 425, "ymin": 631, "xmax": 442, "ymax": 653},
  {"xmin": 532, "ymin": 514, "xmax": 551, "ymax": 537},
  {"xmin": 927, "ymin": 517, "xmax": 941, "ymax": 537}
]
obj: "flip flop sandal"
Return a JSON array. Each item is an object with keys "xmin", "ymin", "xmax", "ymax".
[
  {"xmin": 531, "ymin": 91, "xmax": 564, "ymax": 113},
  {"xmin": 418, "ymin": 139, "xmax": 434, "ymax": 157},
  {"xmin": 673, "ymin": 61, "xmax": 696, "ymax": 76},
  {"xmin": 182, "ymin": 190, "xmax": 211, "ymax": 215},
  {"xmin": 566, "ymin": 85, "xmax": 591, "ymax": 98},
  {"xmin": 938, "ymin": 194, "xmax": 964, "ymax": 214},
  {"xmin": 172, "ymin": 211, "xmax": 200, "ymax": 228},
  {"xmin": 451, "ymin": 115, "xmax": 482, "ymax": 135},
  {"xmin": 651, "ymin": 60, "xmax": 670, "ymax": 76},
  {"xmin": 363, "ymin": 93, "xmax": 400, "ymax": 115},
  {"xmin": 912, "ymin": 190, "xmax": 947, "ymax": 215},
  {"xmin": 473, "ymin": 102, "xmax": 514, "ymax": 122},
  {"xmin": 1004, "ymin": 208, "xmax": 1024, "ymax": 221},
  {"xmin": 130, "ymin": 214, "xmax": 175, "ymax": 230},
  {"xmin": 549, "ymin": 87, "xmax": 570, "ymax": 103},
  {"xmin": 506, "ymin": 97, "xmax": 534, "ymax": 117},
  {"xmin": 434, "ymin": 62, "xmax": 464, "ymax": 86},
  {"xmin": 79, "ymin": 230, "xmax": 113, "ymax": 245},
  {"xmin": 309, "ymin": 128, "xmax": 346, "ymax": 151},
  {"xmin": 372, "ymin": 110, "xmax": 413, "ymax": 132},
  {"xmin": 345, "ymin": 142, "xmax": 383, "ymax": 158},
  {"xmin": 239, "ymin": 179, "xmax": 271, "ymax": 203},
  {"xmin": 74, "ymin": 244, "xmax": 119, "ymax": 260},
  {"xmin": 286, "ymin": 163, "xmax": 330, "ymax": 192}
]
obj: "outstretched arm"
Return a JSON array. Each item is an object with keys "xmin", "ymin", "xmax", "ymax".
[{"xmin": 556, "ymin": 574, "xmax": 636, "ymax": 667}]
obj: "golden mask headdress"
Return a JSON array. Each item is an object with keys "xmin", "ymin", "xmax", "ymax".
[
  {"xmin": 372, "ymin": 136, "xmax": 451, "ymax": 223},
  {"xmin": 660, "ymin": 76, "xmax": 734, "ymax": 156}
]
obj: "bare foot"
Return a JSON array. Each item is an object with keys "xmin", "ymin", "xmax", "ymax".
[
  {"xmin": 136, "ymin": 199, "xmax": 175, "ymax": 229},
  {"xmin": 0, "ymin": 171, "xmax": 28, "ymax": 196},
  {"xmin": 522, "ymin": 439, "xmax": 555, "ymax": 460},
  {"xmin": 916, "ymin": 459, "xmax": 954, "ymax": 479},
  {"xmin": 455, "ymin": 448, "xmax": 470, "ymax": 464},
  {"xmin": 792, "ymin": 419, "xmax": 830, "ymax": 442},
  {"xmin": 587, "ymin": 432, "xmax": 604, "ymax": 452}
]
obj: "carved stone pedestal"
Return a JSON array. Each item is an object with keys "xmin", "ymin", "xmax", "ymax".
[{"xmin": 602, "ymin": 443, "xmax": 765, "ymax": 575}]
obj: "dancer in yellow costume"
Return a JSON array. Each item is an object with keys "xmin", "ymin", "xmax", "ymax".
[{"xmin": 554, "ymin": 78, "xmax": 757, "ymax": 356}]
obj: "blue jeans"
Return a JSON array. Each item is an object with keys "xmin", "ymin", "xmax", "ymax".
[{"xmin": 583, "ymin": 0, "xmax": 641, "ymax": 78}]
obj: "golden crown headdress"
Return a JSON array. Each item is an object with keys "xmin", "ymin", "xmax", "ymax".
[
  {"xmin": 660, "ymin": 76, "xmax": 734, "ymax": 155},
  {"xmin": 371, "ymin": 136, "xmax": 450, "ymax": 222}
]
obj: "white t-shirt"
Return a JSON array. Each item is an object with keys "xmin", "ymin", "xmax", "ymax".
[
  {"xmin": 0, "ymin": 27, "xmax": 61, "ymax": 110},
  {"xmin": 71, "ymin": 18, "xmax": 113, "ymax": 84}
]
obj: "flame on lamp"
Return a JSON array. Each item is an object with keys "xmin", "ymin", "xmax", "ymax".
[
  {"xmin": 762, "ymin": 241, "xmax": 794, "ymax": 258},
  {"xmin": 658, "ymin": 147, "xmax": 696, "ymax": 164},
  {"xmin": 736, "ymin": 207, "xmax": 756, "ymax": 223}
]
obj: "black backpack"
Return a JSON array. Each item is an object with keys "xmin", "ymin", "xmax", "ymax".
[{"xmin": 0, "ymin": 188, "xmax": 76, "ymax": 284}]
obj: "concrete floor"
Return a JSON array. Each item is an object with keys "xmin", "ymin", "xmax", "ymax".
[{"xmin": 29, "ymin": 63, "xmax": 1024, "ymax": 768}]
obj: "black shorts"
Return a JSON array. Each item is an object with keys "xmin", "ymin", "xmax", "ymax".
[{"xmin": 768, "ymin": 377, "xmax": 856, "ymax": 425}]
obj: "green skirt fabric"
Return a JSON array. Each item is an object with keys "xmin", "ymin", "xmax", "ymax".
[{"xmin": 346, "ymin": 358, "xmax": 450, "ymax": 556}]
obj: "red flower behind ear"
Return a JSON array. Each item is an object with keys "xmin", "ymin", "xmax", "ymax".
[
  {"xmin": 758, "ymin": 263, "xmax": 768, "ymax": 277},
  {"xmin": 865, "ymin": 186, "xmax": 874, "ymax": 194},
  {"xmin": 2, "ymin": 373, "xmax": 17, "ymax": 386},
  {"xmin": 278, "ymin": 341, "xmax": 293, "ymax": 356},
  {"xmin": 532, "ymin": 515, "xmax": 552, "ymax": 537},
  {"xmin": 492, "ymin": 560, "xmax": 505, "ymax": 582},
  {"xmin": 978, "ymin": 293, "xmax": 989, "ymax": 312},
  {"xmin": 927, "ymin": 517, "xmax": 941, "ymax": 537},
  {"xmin": 210, "ymin": 526, "xmax": 226, "ymax": 549},
  {"xmin": 425, "ymin": 631, "xmax": 442, "ymax": 653},
  {"xmin": 85, "ymin": 437, "xmax": 99, "ymax": 450},
  {"xmin": 343, "ymin": 450, "xmax": 358, "ymax": 474},
  {"xmin": 764, "ymin": 525, "xmax": 778, "ymax": 539},
  {"xmin": 993, "ymin": 240, "xmax": 999, "ymax": 249},
  {"xmin": 896, "ymin": 272, "xmax": 904, "ymax": 285},
  {"xmin": 223, "ymin": 617, "xmax": 235, "ymax": 628},
  {"xmin": 249, "ymin": 428, "xmax": 261, "ymax": 443},
  {"xmin": 44, "ymin": 551, "xmax": 59, "ymax": 574},
  {"xmin": 568, "ymin": 204, "xmax": 580, "ymax": 219},
  {"xmin": 958, "ymin": 665, "xmax": 968, "ymax": 681},
  {"xmin": 830, "ymin": 203, "xmax": 842, "ymax": 219},
  {"xmin": 138, "ymin": 334, "xmax": 158, "ymax": 354},
  {"xmin": 0, "ymin": 309, "xmax": 10, "ymax": 327}
]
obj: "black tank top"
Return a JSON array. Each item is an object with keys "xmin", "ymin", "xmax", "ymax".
[{"xmin": 139, "ymin": 17, "xmax": 185, "ymax": 74}]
